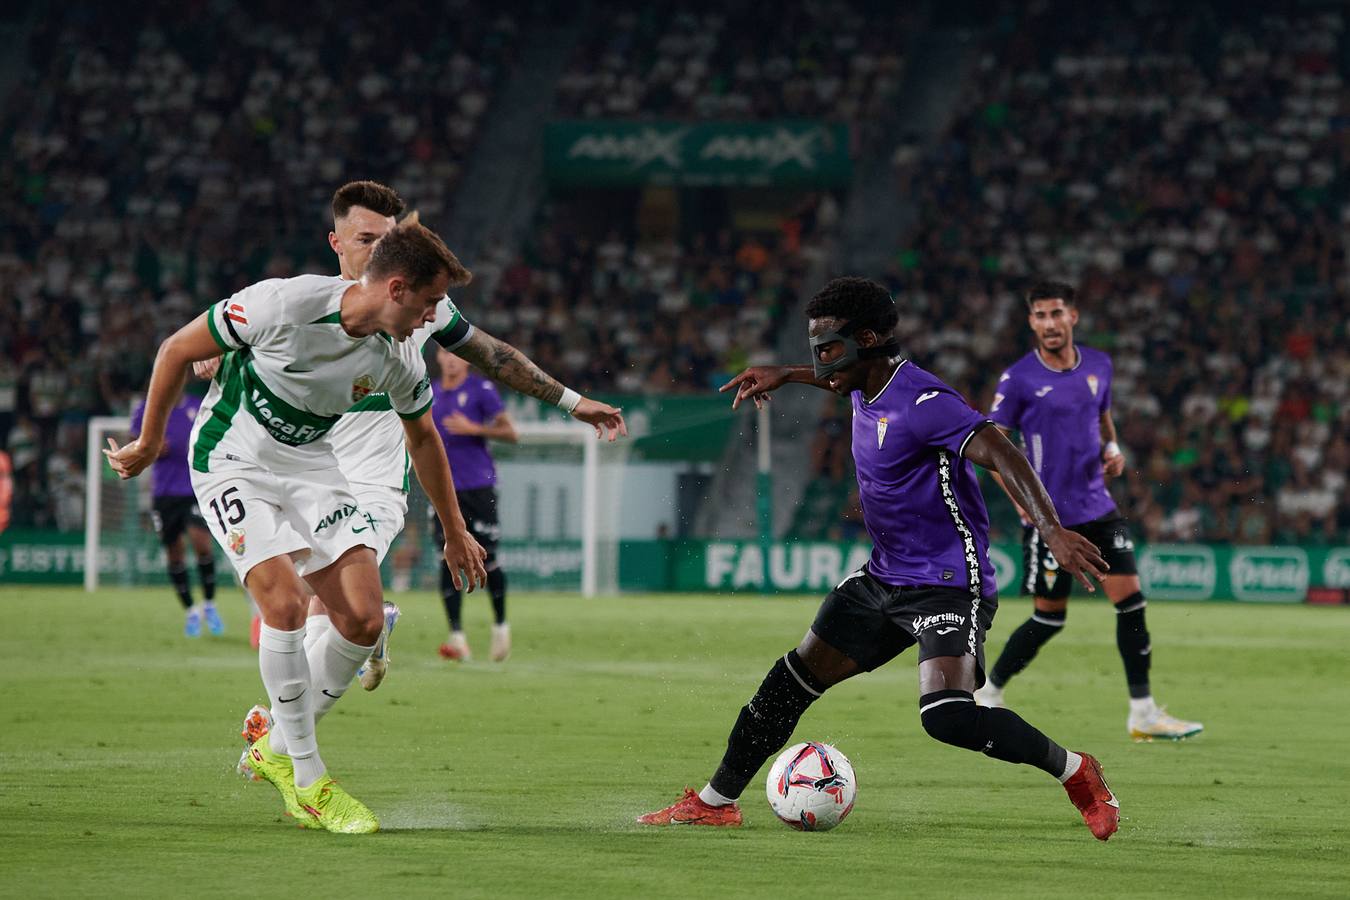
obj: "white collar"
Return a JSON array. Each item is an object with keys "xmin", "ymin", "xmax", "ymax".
[
  {"xmin": 863, "ymin": 358, "xmax": 909, "ymax": 405},
  {"xmin": 1034, "ymin": 346, "xmax": 1081, "ymax": 373}
]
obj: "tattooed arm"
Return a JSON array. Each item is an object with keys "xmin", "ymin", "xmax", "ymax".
[
  {"xmin": 454, "ymin": 328, "xmax": 566, "ymax": 405},
  {"xmin": 453, "ymin": 327, "xmax": 627, "ymax": 442}
]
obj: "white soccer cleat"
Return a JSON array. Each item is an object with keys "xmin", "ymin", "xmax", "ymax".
[
  {"xmin": 358, "ymin": 602, "xmax": 401, "ymax": 691},
  {"xmin": 1128, "ymin": 705, "xmax": 1203, "ymax": 742},
  {"xmin": 438, "ymin": 631, "xmax": 471, "ymax": 661},
  {"xmin": 974, "ymin": 682, "xmax": 1005, "ymax": 708},
  {"xmin": 490, "ymin": 623, "xmax": 511, "ymax": 662}
]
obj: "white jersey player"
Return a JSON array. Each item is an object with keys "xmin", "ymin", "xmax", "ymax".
[
  {"xmin": 106, "ymin": 219, "xmax": 490, "ymax": 834},
  {"xmin": 203, "ymin": 182, "xmax": 625, "ymax": 703}
]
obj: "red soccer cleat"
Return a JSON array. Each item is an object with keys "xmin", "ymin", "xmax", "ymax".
[
  {"xmin": 636, "ymin": 788, "xmax": 743, "ymax": 827},
  {"xmin": 1063, "ymin": 752, "xmax": 1120, "ymax": 841},
  {"xmin": 250, "ymin": 615, "xmax": 262, "ymax": 650}
]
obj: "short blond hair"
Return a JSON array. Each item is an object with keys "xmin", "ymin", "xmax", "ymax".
[{"xmin": 365, "ymin": 216, "xmax": 472, "ymax": 289}]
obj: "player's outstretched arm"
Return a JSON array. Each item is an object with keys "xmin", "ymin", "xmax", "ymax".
[
  {"xmin": 453, "ymin": 328, "xmax": 626, "ymax": 441},
  {"xmin": 985, "ymin": 426, "xmax": 1032, "ymax": 522},
  {"xmin": 720, "ymin": 365, "xmax": 830, "ymax": 410},
  {"xmin": 104, "ymin": 312, "xmax": 223, "ymax": 480},
  {"xmin": 402, "ymin": 409, "xmax": 487, "ymax": 592},
  {"xmin": 964, "ymin": 425, "xmax": 1109, "ymax": 591}
]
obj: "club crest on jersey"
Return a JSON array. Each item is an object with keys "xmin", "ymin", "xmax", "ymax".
[
  {"xmin": 1087, "ymin": 374, "xmax": 1100, "ymax": 397},
  {"xmin": 877, "ymin": 417, "xmax": 888, "ymax": 448},
  {"xmin": 351, "ymin": 374, "xmax": 376, "ymax": 403},
  {"xmin": 227, "ymin": 527, "xmax": 246, "ymax": 556}
]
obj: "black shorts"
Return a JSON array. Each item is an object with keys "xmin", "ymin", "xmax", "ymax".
[
  {"xmin": 1021, "ymin": 511, "xmax": 1138, "ymax": 599},
  {"xmin": 432, "ymin": 486, "xmax": 501, "ymax": 565},
  {"xmin": 810, "ymin": 568, "xmax": 998, "ymax": 687},
  {"xmin": 151, "ymin": 496, "xmax": 208, "ymax": 546}
]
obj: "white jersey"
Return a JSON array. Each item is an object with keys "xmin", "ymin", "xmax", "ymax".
[
  {"xmin": 326, "ymin": 298, "xmax": 474, "ymax": 490},
  {"xmin": 190, "ymin": 274, "xmax": 433, "ymax": 476}
]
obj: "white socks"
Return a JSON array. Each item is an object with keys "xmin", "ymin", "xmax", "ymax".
[
  {"xmin": 304, "ymin": 613, "xmax": 333, "ymax": 655},
  {"xmin": 698, "ymin": 784, "xmax": 737, "ymax": 807},
  {"xmin": 307, "ymin": 626, "xmax": 376, "ymax": 723},
  {"xmin": 257, "ymin": 624, "xmax": 325, "ymax": 786},
  {"xmin": 1129, "ymin": 696, "xmax": 1156, "ymax": 720},
  {"xmin": 1057, "ymin": 751, "xmax": 1084, "ymax": 784}
]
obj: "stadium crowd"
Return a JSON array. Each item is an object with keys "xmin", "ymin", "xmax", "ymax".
[
  {"xmin": 871, "ymin": 2, "xmax": 1350, "ymax": 545},
  {"xmin": 471, "ymin": 194, "xmax": 839, "ymax": 397},
  {"xmin": 555, "ymin": 2, "xmax": 910, "ymax": 150},
  {"xmin": 0, "ymin": 1, "xmax": 520, "ymax": 528}
]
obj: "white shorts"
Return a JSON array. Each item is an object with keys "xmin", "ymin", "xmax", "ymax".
[
  {"xmin": 191, "ymin": 464, "xmax": 374, "ymax": 582},
  {"xmin": 350, "ymin": 483, "xmax": 408, "ymax": 565}
]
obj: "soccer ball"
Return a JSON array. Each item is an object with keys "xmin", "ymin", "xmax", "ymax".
[{"xmin": 765, "ymin": 741, "xmax": 856, "ymax": 831}]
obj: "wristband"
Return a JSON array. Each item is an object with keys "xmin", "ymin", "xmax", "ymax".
[
  {"xmin": 558, "ymin": 387, "xmax": 582, "ymax": 413},
  {"xmin": 1104, "ymin": 441, "xmax": 1121, "ymax": 458}
]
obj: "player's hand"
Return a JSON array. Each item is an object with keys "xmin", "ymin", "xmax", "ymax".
[
  {"xmin": 442, "ymin": 525, "xmax": 488, "ymax": 593},
  {"xmin": 1102, "ymin": 448, "xmax": 1126, "ymax": 479},
  {"xmin": 1043, "ymin": 525, "xmax": 1109, "ymax": 591},
  {"xmin": 571, "ymin": 397, "xmax": 627, "ymax": 442},
  {"xmin": 444, "ymin": 412, "xmax": 483, "ymax": 436},
  {"xmin": 720, "ymin": 366, "xmax": 791, "ymax": 410},
  {"xmin": 102, "ymin": 436, "xmax": 161, "ymax": 480},
  {"xmin": 192, "ymin": 357, "xmax": 221, "ymax": 380}
]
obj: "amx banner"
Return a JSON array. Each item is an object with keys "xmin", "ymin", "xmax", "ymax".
[{"xmin": 544, "ymin": 121, "xmax": 852, "ymax": 187}]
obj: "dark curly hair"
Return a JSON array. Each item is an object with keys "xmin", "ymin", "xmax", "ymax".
[
  {"xmin": 1025, "ymin": 279, "xmax": 1076, "ymax": 309},
  {"xmin": 804, "ymin": 277, "xmax": 898, "ymax": 334}
]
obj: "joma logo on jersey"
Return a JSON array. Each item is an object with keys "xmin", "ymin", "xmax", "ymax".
[
  {"xmin": 249, "ymin": 390, "xmax": 324, "ymax": 443},
  {"xmin": 315, "ymin": 503, "xmax": 361, "ymax": 534}
]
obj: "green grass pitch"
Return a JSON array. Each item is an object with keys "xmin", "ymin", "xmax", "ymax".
[{"xmin": 2, "ymin": 587, "xmax": 1348, "ymax": 898}]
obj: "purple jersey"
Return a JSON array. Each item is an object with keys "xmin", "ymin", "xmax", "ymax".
[
  {"xmin": 989, "ymin": 346, "xmax": 1116, "ymax": 527},
  {"xmin": 432, "ymin": 373, "xmax": 505, "ymax": 491},
  {"xmin": 130, "ymin": 395, "xmax": 199, "ymax": 498},
  {"xmin": 850, "ymin": 362, "xmax": 997, "ymax": 595}
]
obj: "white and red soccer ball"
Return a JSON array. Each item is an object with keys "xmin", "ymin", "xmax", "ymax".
[{"xmin": 766, "ymin": 741, "xmax": 856, "ymax": 831}]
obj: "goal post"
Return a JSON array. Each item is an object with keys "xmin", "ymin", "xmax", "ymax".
[{"xmin": 84, "ymin": 415, "xmax": 134, "ymax": 592}]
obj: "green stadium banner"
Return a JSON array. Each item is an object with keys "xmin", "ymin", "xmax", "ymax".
[
  {"xmin": 666, "ymin": 540, "xmax": 1350, "ymax": 603},
  {"xmin": 544, "ymin": 121, "xmax": 852, "ymax": 187},
  {"xmin": 7, "ymin": 526, "xmax": 1348, "ymax": 604},
  {"xmin": 500, "ymin": 392, "xmax": 734, "ymax": 462}
]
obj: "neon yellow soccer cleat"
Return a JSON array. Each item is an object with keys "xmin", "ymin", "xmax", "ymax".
[
  {"xmin": 245, "ymin": 731, "xmax": 319, "ymax": 828},
  {"xmin": 296, "ymin": 775, "xmax": 380, "ymax": 834}
]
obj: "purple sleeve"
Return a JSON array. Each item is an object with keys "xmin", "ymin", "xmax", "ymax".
[
  {"xmin": 478, "ymin": 381, "xmax": 505, "ymax": 420},
  {"xmin": 130, "ymin": 400, "xmax": 146, "ymax": 436},
  {"xmin": 1100, "ymin": 361, "xmax": 1113, "ymax": 415},
  {"xmin": 988, "ymin": 371, "xmax": 1022, "ymax": 430},
  {"xmin": 911, "ymin": 387, "xmax": 993, "ymax": 458}
]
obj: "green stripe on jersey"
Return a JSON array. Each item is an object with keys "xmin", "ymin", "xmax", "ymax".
[
  {"xmin": 241, "ymin": 360, "xmax": 340, "ymax": 446},
  {"xmin": 347, "ymin": 394, "xmax": 393, "ymax": 413},
  {"xmin": 206, "ymin": 304, "xmax": 233, "ymax": 352},
  {"xmin": 397, "ymin": 397, "xmax": 433, "ymax": 421},
  {"xmin": 191, "ymin": 359, "xmax": 245, "ymax": 472},
  {"xmin": 308, "ymin": 312, "xmax": 343, "ymax": 325}
]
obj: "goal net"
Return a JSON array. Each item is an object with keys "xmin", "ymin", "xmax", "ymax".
[{"xmin": 85, "ymin": 417, "xmax": 628, "ymax": 596}]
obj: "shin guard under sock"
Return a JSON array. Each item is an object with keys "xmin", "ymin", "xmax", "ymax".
[
  {"xmin": 989, "ymin": 607, "xmax": 1065, "ymax": 688},
  {"xmin": 920, "ymin": 690, "xmax": 1068, "ymax": 777},
  {"xmin": 1114, "ymin": 592, "xmax": 1151, "ymax": 698},
  {"xmin": 709, "ymin": 650, "xmax": 827, "ymax": 800}
]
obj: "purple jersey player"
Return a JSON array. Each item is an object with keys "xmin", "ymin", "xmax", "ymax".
[
  {"xmin": 430, "ymin": 346, "xmax": 518, "ymax": 663},
  {"xmin": 639, "ymin": 277, "xmax": 1120, "ymax": 842},
  {"xmin": 978, "ymin": 281, "xmax": 1203, "ymax": 742},
  {"xmin": 131, "ymin": 394, "xmax": 221, "ymax": 636}
]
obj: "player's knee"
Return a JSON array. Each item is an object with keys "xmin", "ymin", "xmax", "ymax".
[
  {"xmin": 919, "ymin": 692, "xmax": 983, "ymax": 751},
  {"xmin": 350, "ymin": 604, "xmax": 384, "ymax": 644},
  {"xmin": 1031, "ymin": 605, "xmax": 1067, "ymax": 628},
  {"xmin": 1113, "ymin": 591, "xmax": 1146, "ymax": 615}
]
